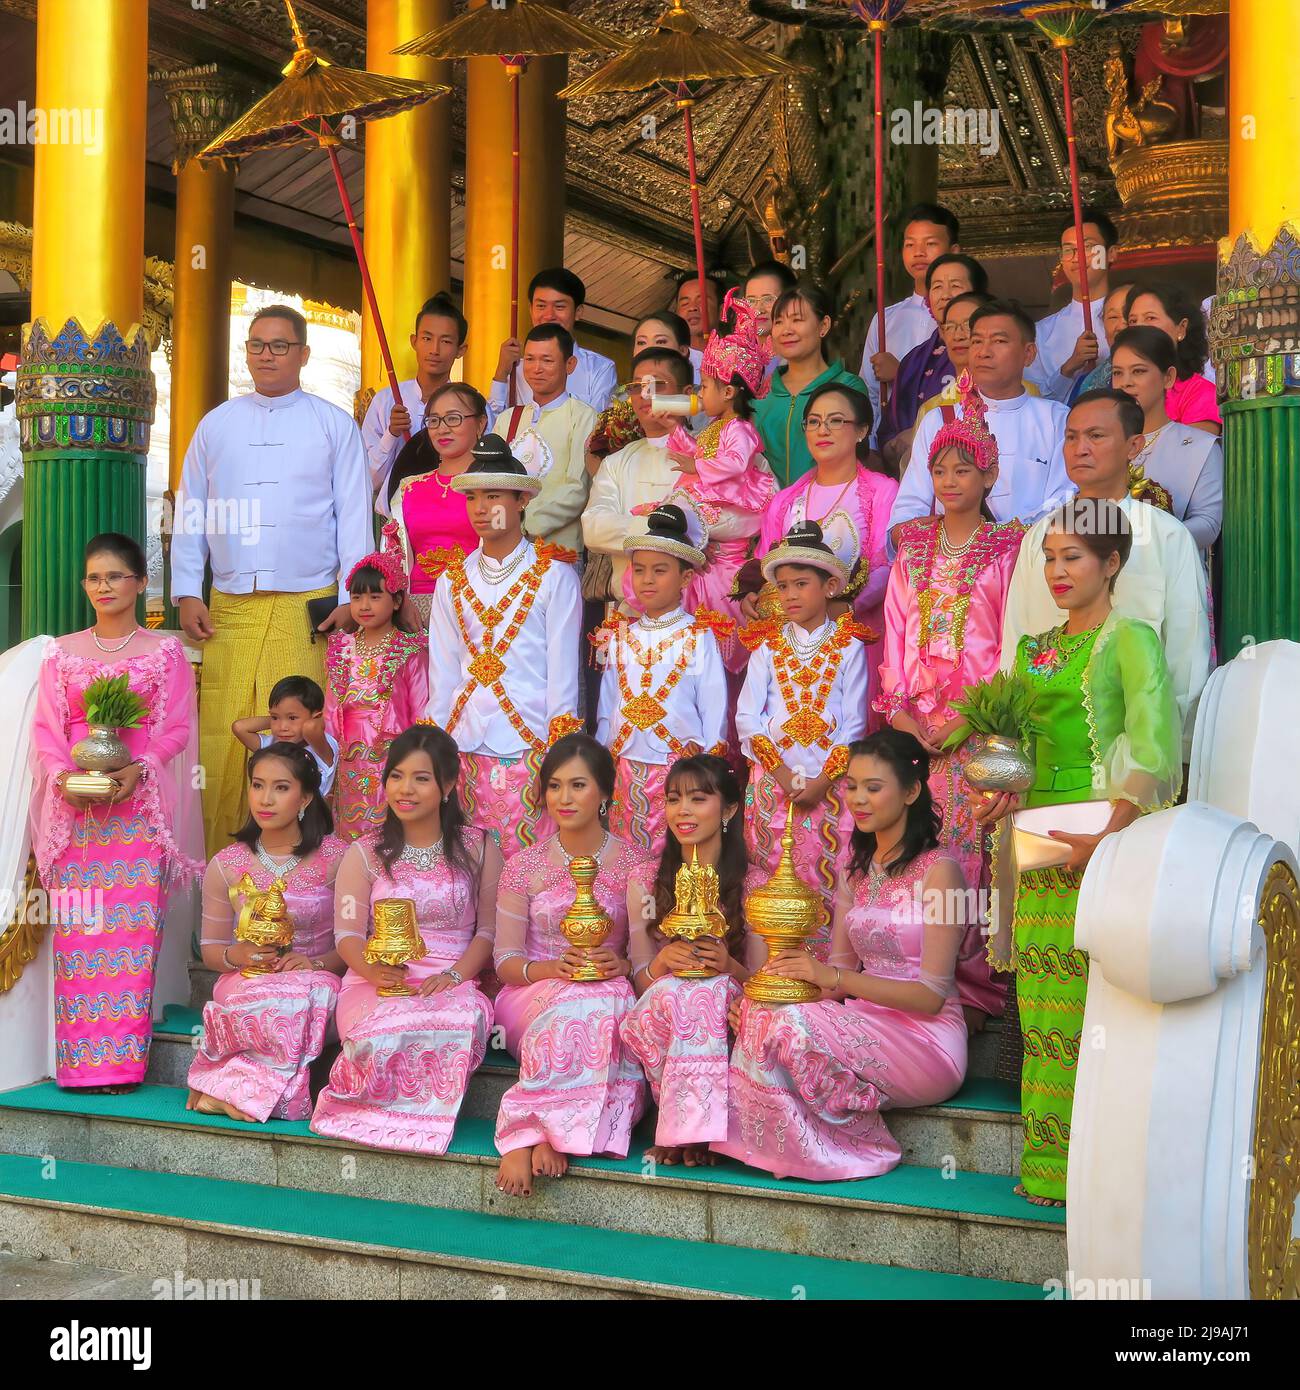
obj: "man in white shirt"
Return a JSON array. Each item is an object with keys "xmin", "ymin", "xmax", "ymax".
[
  {"xmin": 1001, "ymin": 388, "xmax": 1211, "ymax": 756},
  {"xmin": 491, "ymin": 324, "xmax": 598, "ymax": 554},
  {"xmin": 489, "ymin": 267, "xmax": 616, "ymax": 421},
  {"xmin": 1025, "ymin": 207, "xmax": 1119, "ymax": 403},
  {"xmin": 860, "ymin": 202, "xmax": 961, "ymax": 444},
  {"xmin": 888, "ymin": 300, "xmax": 1071, "ymax": 555},
  {"xmin": 170, "ymin": 303, "xmax": 372, "ymax": 851},
  {"xmin": 360, "ymin": 292, "xmax": 467, "ymax": 509},
  {"xmin": 583, "ymin": 347, "xmax": 693, "ymax": 602}
]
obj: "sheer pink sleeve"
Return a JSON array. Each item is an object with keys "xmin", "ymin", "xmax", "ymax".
[
  {"xmin": 138, "ymin": 640, "xmax": 204, "ymax": 888},
  {"xmin": 626, "ymin": 860, "xmax": 659, "ymax": 974},
  {"xmin": 28, "ymin": 645, "xmax": 75, "ymax": 886},
  {"xmin": 334, "ymin": 839, "xmax": 378, "ymax": 944},
  {"xmin": 873, "ymin": 559, "xmax": 912, "ymax": 719},
  {"xmin": 853, "ymin": 473, "xmax": 898, "ymax": 617},
  {"xmin": 199, "ymin": 855, "xmax": 238, "ymax": 948},
  {"xmin": 827, "ymin": 874, "xmax": 859, "ymax": 972},
  {"xmin": 393, "ymin": 644, "xmax": 430, "ymax": 728},
  {"xmin": 474, "ymin": 832, "xmax": 504, "ymax": 944},
  {"xmin": 917, "ymin": 855, "xmax": 966, "ymax": 1000},
  {"xmin": 492, "ymin": 851, "xmax": 532, "ymax": 968}
]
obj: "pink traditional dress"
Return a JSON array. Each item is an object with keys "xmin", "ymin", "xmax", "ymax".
[
  {"xmin": 618, "ymin": 860, "xmax": 765, "ymax": 1146},
  {"xmin": 493, "ymin": 835, "xmax": 650, "ymax": 1159},
  {"xmin": 325, "ymin": 628, "xmax": 429, "ymax": 841},
  {"xmin": 311, "ymin": 831, "xmax": 500, "ymax": 1154},
  {"xmin": 390, "ymin": 470, "xmax": 479, "ymax": 625},
  {"xmin": 187, "ymin": 837, "xmax": 345, "ymax": 1121},
  {"xmin": 29, "ymin": 631, "xmax": 203, "ymax": 1088},
  {"xmin": 757, "ymin": 465, "xmax": 899, "ymax": 716},
  {"xmin": 713, "ymin": 848, "xmax": 968, "ymax": 1180},
  {"xmin": 875, "ymin": 516, "xmax": 1023, "ymax": 1018}
]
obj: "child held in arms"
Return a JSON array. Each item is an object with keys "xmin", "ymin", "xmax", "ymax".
[
  {"xmin": 233, "ymin": 675, "xmax": 337, "ymax": 795},
  {"xmin": 491, "ymin": 323, "xmax": 597, "ymax": 556}
]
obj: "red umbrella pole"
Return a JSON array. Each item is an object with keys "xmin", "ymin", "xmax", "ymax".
[
  {"xmin": 508, "ymin": 63, "xmax": 524, "ymax": 408},
  {"xmin": 1058, "ymin": 45, "xmax": 1093, "ymax": 337},
  {"xmin": 318, "ymin": 129, "xmax": 409, "ymax": 441},
  {"xmin": 873, "ymin": 22, "xmax": 888, "ymax": 406},
  {"xmin": 682, "ymin": 98, "xmax": 711, "ymax": 337}
]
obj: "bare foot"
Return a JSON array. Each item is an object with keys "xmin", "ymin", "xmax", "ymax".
[
  {"xmin": 185, "ymin": 1088, "xmax": 202, "ymax": 1111},
  {"xmin": 497, "ymin": 1147, "xmax": 534, "ymax": 1197},
  {"xmin": 193, "ymin": 1093, "xmax": 225, "ymax": 1116},
  {"xmin": 218, "ymin": 1098, "xmax": 258, "ymax": 1123},
  {"xmin": 1014, "ymin": 1182, "xmax": 1065, "ymax": 1208},
  {"xmin": 645, "ymin": 1144, "xmax": 683, "ymax": 1166},
  {"xmin": 681, "ymin": 1144, "xmax": 719, "ymax": 1168},
  {"xmin": 532, "ymin": 1141, "xmax": 568, "ymax": 1179}
]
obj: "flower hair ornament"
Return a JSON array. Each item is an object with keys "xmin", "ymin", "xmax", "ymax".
[
  {"xmin": 928, "ymin": 370, "xmax": 999, "ymax": 473},
  {"xmin": 699, "ymin": 288, "xmax": 773, "ymax": 399},
  {"xmin": 347, "ymin": 519, "xmax": 409, "ymax": 594}
]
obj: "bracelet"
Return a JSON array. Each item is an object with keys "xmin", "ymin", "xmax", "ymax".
[
  {"xmin": 832, "ymin": 967, "xmax": 843, "ymax": 992},
  {"xmin": 222, "ymin": 946, "xmax": 236, "ymax": 971},
  {"xmin": 522, "ymin": 959, "xmax": 535, "ymax": 983},
  {"xmin": 445, "ymin": 968, "xmax": 463, "ymax": 985}
]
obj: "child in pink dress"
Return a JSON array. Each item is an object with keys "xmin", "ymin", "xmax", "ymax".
[
  {"xmin": 326, "ymin": 523, "xmax": 429, "ymax": 841},
  {"xmin": 311, "ymin": 725, "xmax": 500, "ymax": 1155},
  {"xmin": 714, "ymin": 731, "xmax": 969, "ymax": 1180},
  {"xmin": 188, "ymin": 742, "xmax": 344, "ymax": 1123}
]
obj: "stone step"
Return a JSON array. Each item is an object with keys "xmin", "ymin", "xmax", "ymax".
[
  {"xmin": 150, "ymin": 1006, "xmax": 1022, "ymax": 1176},
  {"xmin": 0, "ymin": 1083, "xmax": 1062, "ymax": 1286},
  {"xmin": 0, "ymin": 1152, "xmax": 1047, "ymax": 1301}
]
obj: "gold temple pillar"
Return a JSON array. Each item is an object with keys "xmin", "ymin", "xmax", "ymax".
[
  {"xmin": 362, "ymin": 0, "xmax": 453, "ymax": 396},
  {"xmin": 462, "ymin": 1, "xmax": 568, "ymax": 392},
  {"xmin": 20, "ymin": 0, "xmax": 154, "ymax": 638}
]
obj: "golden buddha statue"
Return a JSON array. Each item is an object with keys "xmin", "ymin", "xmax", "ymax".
[{"xmin": 658, "ymin": 844, "xmax": 729, "ymax": 978}]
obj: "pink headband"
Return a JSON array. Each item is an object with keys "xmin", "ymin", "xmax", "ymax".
[
  {"xmin": 347, "ymin": 520, "xmax": 409, "ymax": 594},
  {"xmin": 699, "ymin": 288, "xmax": 772, "ymax": 399},
  {"xmin": 928, "ymin": 370, "xmax": 999, "ymax": 472}
]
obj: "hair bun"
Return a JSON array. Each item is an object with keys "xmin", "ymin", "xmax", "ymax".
[{"xmin": 647, "ymin": 502, "xmax": 689, "ymax": 539}]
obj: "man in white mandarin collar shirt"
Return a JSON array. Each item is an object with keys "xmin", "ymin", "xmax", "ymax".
[{"xmin": 170, "ymin": 303, "xmax": 372, "ymax": 851}]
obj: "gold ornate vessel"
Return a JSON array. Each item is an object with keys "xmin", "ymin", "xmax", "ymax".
[
  {"xmin": 365, "ymin": 897, "xmax": 426, "ymax": 996},
  {"xmin": 233, "ymin": 876, "xmax": 295, "ymax": 977},
  {"xmin": 559, "ymin": 856, "xmax": 612, "ymax": 982},
  {"xmin": 743, "ymin": 804, "xmax": 826, "ymax": 1004},
  {"xmin": 659, "ymin": 845, "xmax": 728, "ymax": 977}
]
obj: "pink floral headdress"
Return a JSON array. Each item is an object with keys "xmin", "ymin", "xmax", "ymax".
[
  {"xmin": 929, "ymin": 370, "xmax": 998, "ymax": 472},
  {"xmin": 347, "ymin": 520, "xmax": 408, "ymax": 594},
  {"xmin": 699, "ymin": 288, "xmax": 772, "ymax": 399}
]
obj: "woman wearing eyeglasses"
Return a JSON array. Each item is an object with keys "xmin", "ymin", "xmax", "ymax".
[{"xmin": 383, "ymin": 382, "xmax": 489, "ymax": 624}]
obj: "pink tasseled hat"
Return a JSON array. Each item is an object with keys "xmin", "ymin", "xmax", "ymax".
[
  {"xmin": 699, "ymin": 288, "xmax": 772, "ymax": 399},
  {"xmin": 928, "ymin": 370, "xmax": 999, "ymax": 472},
  {"xmin": 347, "ymin": 519, "xmax": 409, "ymax": 594}
]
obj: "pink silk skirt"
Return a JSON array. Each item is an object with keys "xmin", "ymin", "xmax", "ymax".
[
  {"xmin": 188, "ymin": 968, "xmax": 340, "ymax": 1122},
  {"xmin": 51, "ymin": 807, "xmax": 164, "ymax": 1088},
  {"xmin": 311, "ymin": 960, "xmax": 493, "ymax": 1155},
  {"xmin": 609, "ymin": 758, "xmax": 668, "ymax": 855},
  {"xmin": 494, "ymin": 976, "xmax": 646, "ymax": 1158},
  {"xmin": 744, "ymin": 770, "xmax": 846, "ymax": 962},
  {"xmin": 620, "ymin": 972, "xmax": 739, "ymax": 1146},
  {"xmin": 335, "ymin": 738, "xmax": 389, "ymax": 842},
  {"xmin": 458, "ymin": 749, "xmax": 553, "ymax": 861},
  {"xmin": 712, "ymin": 992, "xmax": 967, "ymax": 1180}
]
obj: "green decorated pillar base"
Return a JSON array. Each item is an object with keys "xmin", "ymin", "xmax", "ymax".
[
  {"xmin": 1211, "ymin": 224, "xmax": 1300, "ymax": 655},
  {"xmin": 16, "ymin": 318, "xmax": 156, "ymax": 640}
]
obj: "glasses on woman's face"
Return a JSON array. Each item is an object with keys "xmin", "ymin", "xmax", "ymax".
[
  {"xmin": 82, "ymin": 572, "xmax": 135, "ymax": 591},
  {"xmin": 424, "ymin": 411, "xmax": 472, "ymax": 430},
  {"xmin": 804, "ymin": 413, "xmax": 853, "ymax": 433}
]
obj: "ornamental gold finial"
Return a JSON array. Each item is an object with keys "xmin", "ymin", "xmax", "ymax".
[
  {"xmin": 559, "ymin": 856, "xmax": 614, "ymax": 981},
  {"xmin": 743, "ymin": 803, "xmax": 825, "ymax": 1004}
]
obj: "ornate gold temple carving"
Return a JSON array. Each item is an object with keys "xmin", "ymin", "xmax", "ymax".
[{"xmin": 0, "ymin": 855, "xmax": 43, "ymax": 996}]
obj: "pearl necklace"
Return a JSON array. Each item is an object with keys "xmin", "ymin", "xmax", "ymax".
[
  {"xmin": 638, "ymin": 609, "xmax": 688, "ymax": 632},
  {"xmin": 478, "ymin": 543, "xmax": 529, "ymax": 588},
  {"xmin": 92, "ymin": 627, "xmax": 138, "ymax": 654},
  {"xmin": 354, "ymin": 629, "xmax": 395, "ymax": 666},
  {"xmin": 256, "ymin": 842, "xmax": 301, "ymax": 880},
  {"xmin": 785, "ymin": 621, "xmax": 832, "ymax": 663},
  {"xmin": 399, "ymin": 840, "xmax": 444, "ymax": 871},
  {"xmin": 557, "ymin": 831, "xmax": 609, "ymax": 866},
  {"xmin": 938, "ymin": 524, "xmax": 979, "ymax": 561}
]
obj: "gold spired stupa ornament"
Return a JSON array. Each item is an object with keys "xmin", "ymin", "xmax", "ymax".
[
  {"xmin": 559, "ymin": 857, "xmax": 613, "ymax": 982},
  {"xmin": 232, "ymin": 876, "xmax": 295, "ymax": 977},
  {"xmin": 659, "ymin": 845, "xmax": 728, "ymax": 977},
  {"xmin": 365, "ymin": 898, "xmax": 427, "ymax": 996},
  {"xmin": 743, "ymin": 805, "xmax": 826, "ymax": 1004}
]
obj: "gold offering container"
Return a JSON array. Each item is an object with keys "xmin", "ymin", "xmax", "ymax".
[
  {"xmin": 559, "ymin": 856, "xmax": 612, "ymax": 982},
  {"xmin": 365, "ymin": 897, "xmax": 426, "ymax": 996},
  {"xmin": 234, "ymin": 878, "xmax": 295, "ymax": 977},
  {"xmin": 62, "ymin": 771, "xmax": 120, "ymax": 800},
  {"xmin": 743, "ymin": 804, "xmax": 826, "ymax": 1005},
  {"xmin": 659, "ymin": 845, "xmax": 728, "ymax": 978}
]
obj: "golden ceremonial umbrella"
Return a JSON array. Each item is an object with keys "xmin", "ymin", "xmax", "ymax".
[
  {"xmin": 560, "ymin": 0, "xmax": 807, "ymax": 335},
  {"xmin": 393, "ymin": 0, "xmax": 628, "ymax": 343},
  {"xmin": 201, "ymin": 0, "xmax": 450, "ymax": 430}
]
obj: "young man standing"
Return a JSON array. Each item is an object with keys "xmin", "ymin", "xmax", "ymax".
[
  {"xmin": 888, "ymin": 300, "xmax": 1070, "ymax": 552},
  {"xmin": 361, "ymin": 292, "xmax": 467, "ymax": 508},
  {"xmin": 491, "ymin": 323, "xmax": 598, "ymax": 554},
  {"xmin": 859, "ymin": 202, "xmax": 961, "ymax": 443},
  {"xmin": 490, "ymin": 267, "xmax": 617, "ymax": 418},
  {"xmin": 1026, "ymin": 207, "xmax": 1120, "ymax": 403},
  {"xmin": 1000, "ymin": 388, "xmax": 1211, "ymax": 755},
  {"xmin": 171, "ymin": 303, "xmax": 372, "ymax": 852},
  {"xmin": 429, "ymin": 437, "xmax": 583, "ymax": 859}
]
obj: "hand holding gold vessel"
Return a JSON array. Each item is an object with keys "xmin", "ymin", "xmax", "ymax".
[
  {"xmin": 365, "ymin": 897, "xmax": 427, "ymax": 996},
  {"xmin": 558, "ymin": 856, "xmax": 617, "ymax": 982},
  {"xmin": 233, "ymin": 876, "xmax": 296, "ymax": 977}
]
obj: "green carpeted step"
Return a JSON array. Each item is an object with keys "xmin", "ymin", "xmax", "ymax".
[
  {"xmin": 0, "ymin": 1081, "xmax": 1060, "ymax": 1226},
  {"xmin": 0, "ymin": 1152, "xmax": 1043, "ymax": 1299},
  {"xmin": 155, "ymin": 1006, "xmax": 1020, "ymax": 1111}
]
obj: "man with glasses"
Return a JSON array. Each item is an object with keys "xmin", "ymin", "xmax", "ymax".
[{"xmin": 171, "ymin": 302, "xmax": 371, "ymax": 852}]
